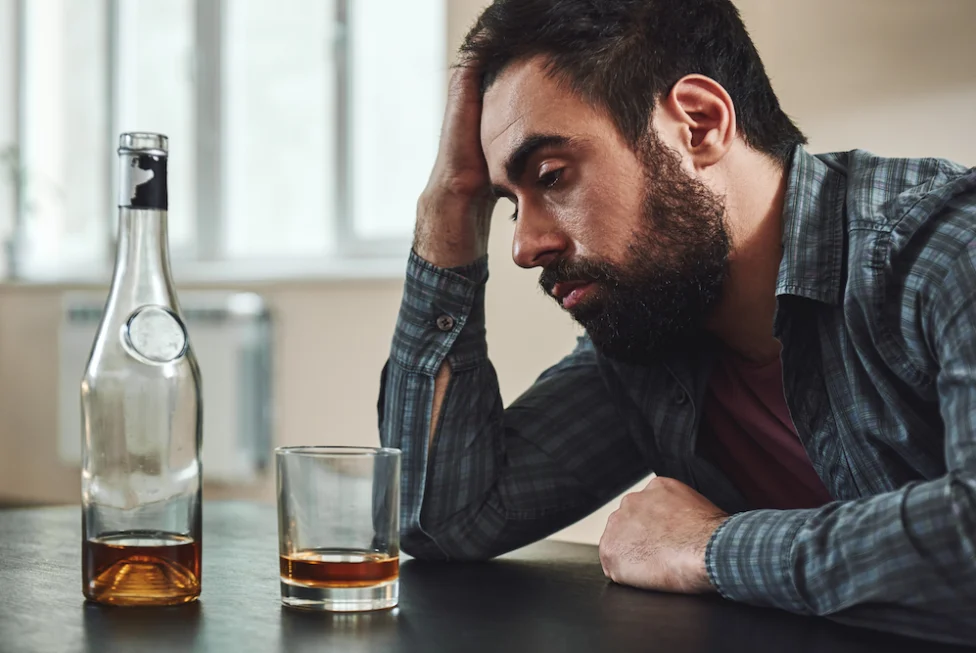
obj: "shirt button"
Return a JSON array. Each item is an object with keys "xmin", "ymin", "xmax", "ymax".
[{"xmin": 435, "ymin": 315, "xmax": 456, "ymax": 332}]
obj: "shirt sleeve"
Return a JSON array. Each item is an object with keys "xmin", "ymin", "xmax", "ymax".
[
  {"xmin": 379, "ymin": 250, "xmax": 650, "ymax": 561},
  {"xmin": 706, "ymin": 176, "xmax": 976, "ymax": 646}
]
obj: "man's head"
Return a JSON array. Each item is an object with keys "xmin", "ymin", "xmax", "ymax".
[{"xmin": 465, "ymin": 0, "xmax": 805, "ymax": 363}]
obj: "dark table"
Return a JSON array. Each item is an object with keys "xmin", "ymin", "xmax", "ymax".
[{"xmin": 0, "ymin": 502, "xmax": 961, "ymax": 653}]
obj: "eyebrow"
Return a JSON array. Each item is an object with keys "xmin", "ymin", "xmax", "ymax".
[
  {"xmin": 506, "ymin": 134, "xmax": 570, "ymax": 183},
  {"xmin": 490, "ymin": 134, "xmax": 573, "ymax": 200}
]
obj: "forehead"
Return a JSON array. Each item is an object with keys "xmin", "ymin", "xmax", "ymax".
[{"xmin": 480, "ymin": 57, "xmax": 620, "ymax": 167}]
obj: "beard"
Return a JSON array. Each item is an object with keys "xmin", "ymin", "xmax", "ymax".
[{"xmin": 539, "ymin": 137, "xmax": 730, "ymax": 366}]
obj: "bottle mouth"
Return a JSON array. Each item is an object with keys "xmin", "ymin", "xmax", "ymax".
[{"xmin": 119, "ymin": 132, "xmax": 169, "ymax": 157}]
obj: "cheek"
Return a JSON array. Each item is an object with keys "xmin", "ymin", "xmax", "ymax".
[{"xmin": 554, "ymin": 179, "xmax": 644, "ymax": 260}]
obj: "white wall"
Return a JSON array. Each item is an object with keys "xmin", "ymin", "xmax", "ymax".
[{"xmin": 1, "ymin": 1, "xmax": 975, "ymax": 550}]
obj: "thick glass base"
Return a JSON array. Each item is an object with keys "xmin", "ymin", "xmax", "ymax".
[
  {"xmin": 280, "ymin": 578, "xmax": 398, "ymax": 612},
  {"xmin": 83, "ymin": 533, "xmax": 201, "ymax": 606}
]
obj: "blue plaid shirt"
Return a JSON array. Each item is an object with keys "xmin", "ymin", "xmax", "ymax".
[{"xmin": 379, "ymin": 148, "xmax": 976, "ymax": 645}]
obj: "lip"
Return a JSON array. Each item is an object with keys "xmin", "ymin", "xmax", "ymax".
[{"xmin": 551, "ymin": 281, "xmax": 595, "ymax": 310}]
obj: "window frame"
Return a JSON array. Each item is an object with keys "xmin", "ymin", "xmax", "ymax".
[{"xmin": 3, "ymin": 0, "xmax": 417, "ymax": 283}]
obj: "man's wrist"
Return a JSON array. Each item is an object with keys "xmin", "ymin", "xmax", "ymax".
[
  {"xmin": 412, "ymin": 242, "xmax": 485, "ymax": 270},
  {"xmin": 413, "ymin": 188, "xmax": 495, "ymax": 268},
  {"xmin": 407, "ymin": 248, "xmax": 489, "ymax": 284},
  {"xmin": 694, "ymin": 514, "xmax": 730, "ymax": 593},
  {"xmin": 702, "ymin": 512, "xmax": 741, "ymax": 598}
]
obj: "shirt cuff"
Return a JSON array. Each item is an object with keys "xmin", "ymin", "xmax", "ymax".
[
  {"xmin": 705, "ymin": 508, "xmax": 812, "ymax": 614},
  {"xmin": 389, "ymin": 250, "xmax": 489, "ymax": 375}
]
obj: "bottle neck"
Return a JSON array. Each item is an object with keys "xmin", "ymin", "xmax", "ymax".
[
  {"xmin": 107, "ymin": 207, "xmax": 178, "ymax": 308},
  {"xmin": 109, "ymin": 148, "xmax": 176, "ymax": 308}
]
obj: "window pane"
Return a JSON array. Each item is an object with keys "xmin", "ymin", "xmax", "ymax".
[
  {"xmin": 0, "ymin": 0, "xmax": 18, "ymax": 277},
  {"xmin": 19, "ymin": 0, "xmax": 109, "ymax": 278},
  {"xmin": 349, "ymin": 0, "xmax": 445, "ymax": 241},
  {"xmin": 13, "ymin": 0, "xmax": 439, "ymax": 278},
  {"xmin": 221, "ymin": 0, "xmax": 335, "ymax": 259},
  {"xmin": 115, "ymin": 0, "xmax": 196, "ymax": 256}
]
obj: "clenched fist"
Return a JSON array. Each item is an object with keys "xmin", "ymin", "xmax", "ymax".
[{"xmin": 599, "ymin": 476, "xmax": 729, "ymax": 594}]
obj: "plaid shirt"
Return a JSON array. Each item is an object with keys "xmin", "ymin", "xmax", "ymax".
[{"xmin": 379, "ymin": 147, "xmax": 976, "ymax": 644}]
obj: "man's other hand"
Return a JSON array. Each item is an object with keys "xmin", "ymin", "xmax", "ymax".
[{"xmin": 599, "ymin": 476, "xmax": 729, "ymax": 594}]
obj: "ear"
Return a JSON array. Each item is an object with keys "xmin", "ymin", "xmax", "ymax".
[{"xmin": 656, "ymin": 74, "xmax": 736, "ymax": 170}]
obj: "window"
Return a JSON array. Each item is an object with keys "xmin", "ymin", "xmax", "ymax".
[{"xmin": 1, "ymin": 0, "xmax": 445, "ymax": 281}]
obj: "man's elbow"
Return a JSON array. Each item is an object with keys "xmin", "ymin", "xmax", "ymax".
[
  {"xmin": 400, "ymin": 533, "xmax": 450, "ymax": 562},
  {"xmin": 400, "ymin": 527, "xmax": 501, "ymax": 563}
]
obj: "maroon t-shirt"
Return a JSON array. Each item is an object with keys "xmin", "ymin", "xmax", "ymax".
[{"xmin": 702, "ymin": 348, "xmax": 832, "ymax": 510}]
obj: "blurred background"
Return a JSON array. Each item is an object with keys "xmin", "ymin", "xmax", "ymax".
[{"xmin": 0, "ymin": 0, "xmax": 974, "ymax": 545}]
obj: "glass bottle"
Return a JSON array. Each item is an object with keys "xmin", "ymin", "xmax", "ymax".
[{"xmin": 81, "ymin": 132, "xmax": 203, "ymax": 606}]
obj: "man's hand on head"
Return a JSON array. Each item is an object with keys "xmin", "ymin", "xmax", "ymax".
[
  {"xmin": 414, "ymin": 58, "xmax": 497, "ymax": 269},
  {"xmin": 599, "ymin": 476, "xmax": 729, "ymax": 594}
]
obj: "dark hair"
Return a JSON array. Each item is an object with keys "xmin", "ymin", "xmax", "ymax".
[{"xmin": 461, "ymin": 0, "xmax": 806, "ymax": 164}]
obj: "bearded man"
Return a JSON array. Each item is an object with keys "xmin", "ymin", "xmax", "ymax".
[{"xmin": 378, "ymin": 0, "xmax": 976, "ymax": 644}]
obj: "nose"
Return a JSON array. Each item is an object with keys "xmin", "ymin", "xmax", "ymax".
[{"xmin": 511, "ymin": 209, "xmax": 570, "ymax": 269}]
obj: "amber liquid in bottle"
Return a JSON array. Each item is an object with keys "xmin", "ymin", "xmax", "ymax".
[{"xmin": 83, "ymin": 532, "xmax": 201, "ymax": 606}]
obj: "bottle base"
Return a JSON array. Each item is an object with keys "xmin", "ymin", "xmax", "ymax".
[
  {"xmin": 83, "ymin": 533, "xmax": 201, "ymax": 607},
  {"xmin": 84, "ymin": 590, "xmax": 201, "ymax": 607}
]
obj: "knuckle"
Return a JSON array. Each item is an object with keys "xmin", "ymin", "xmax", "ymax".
[{"xmin": 651, "ymin": 476, "xmax": 678, "ymax": 492}]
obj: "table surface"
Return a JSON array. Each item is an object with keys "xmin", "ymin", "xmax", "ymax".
[{"xmin": 0, "ymin": 502, "xmax": 964, "ymax": 653}]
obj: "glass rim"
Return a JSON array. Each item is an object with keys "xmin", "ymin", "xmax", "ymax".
[{"xmin": 274, "ymin": 445, "xmax": 400, "ymax": 458}]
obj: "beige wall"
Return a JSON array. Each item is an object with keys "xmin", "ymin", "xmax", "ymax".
[
  {"xmin": 1, "ymin": 0, "xmax": 974, "ymax": 548},
  {"xmin": 557, "ymin": 0, "xmax": 976, "ymax": 544}
]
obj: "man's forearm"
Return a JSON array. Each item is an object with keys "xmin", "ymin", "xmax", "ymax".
[
  {"xmin": 414, "ymin": 190, "xmax": 494, "ymax": 269},
  {"xmin": 706, "ymin": 473, "xmax": 976, "ymax": 645},
  {"xmin": 378, "ymin": 251, "xmax": 495, "ymax": 558},
  {"xmin": 380, "ymin": 290, "xmax": 650, "ymax": 562},
  {"xmin": 429, "ymin": 362, "xmax": 452, "ymax": 448}
]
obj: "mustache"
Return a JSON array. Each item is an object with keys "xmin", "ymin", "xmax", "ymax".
[{"xmin": 538, "ymin": 257, "xmax": 615, "ymax": 297}]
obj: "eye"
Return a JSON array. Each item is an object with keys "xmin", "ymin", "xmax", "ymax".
[
  {"xmin": 538, "ymin": 168, "xmax": 563, "ymax": 188},
  {"xmin": 510, "ymin": 169, "xmax": 564, "ymax": 222}
]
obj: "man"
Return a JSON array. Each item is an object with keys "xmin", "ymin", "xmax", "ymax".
[{"xmin": 378, "ymin": 0, "xmax": 976, "ymax": 644}]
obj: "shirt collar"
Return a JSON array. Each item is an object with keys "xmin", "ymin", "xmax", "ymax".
[{"xmin": 775, "ymin": 147, "xmax": 847, "ymax": 306}]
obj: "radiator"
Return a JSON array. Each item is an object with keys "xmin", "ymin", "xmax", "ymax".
[{"xmin": 58, "ymin": 291, "xmax": 273, "ymax": 484}]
